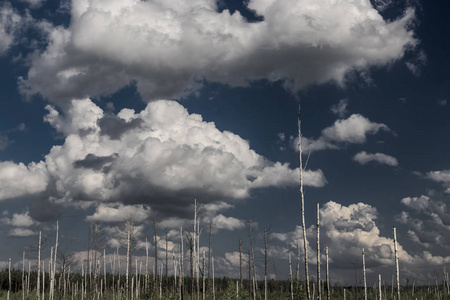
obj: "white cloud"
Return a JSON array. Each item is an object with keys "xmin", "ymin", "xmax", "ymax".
[
  {"xmin": 330, "ymin": 99, "xmax": 349, "ymax": 118},
  {"xmin": 2, "ymin": 99, "xmax": 321, "ymax": 217},
  {"xmin": 8, "ymin": 228, "xmax": 37, "ymax": 237},
  {"xmin": 0, "ymin": 161, "xmax": 49, "ymax": 201},
  {"xmin": 86, "ymin": 204, "xmax": 150, "ymax": 223},
  {"xmin": 19, "ymin": 0, "xmax": 416, "ymax": 103},
  {"xmin": 0, "ymin": 3, "xmax": 22, "ymax": 54},
  {"xmin": 294, "ymin": 114, "xmax": 391, "ymax": 152},
  {"xmin": 426, "ymin": 170, "xmax": 450, "ymax": 183},
  {"xmin": 353, "ymin": 151, "xmax": 399, "ymax": 166},
  {"xmin": 208, "ymin": 214, "xmax": 245, "ymax": 231},
  {"xmin": 400, "ymin": 195, "xmax": 450, "ymax": 249}
]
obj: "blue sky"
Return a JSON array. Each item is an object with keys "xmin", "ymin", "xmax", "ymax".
[{"xmin": 1, "ymin": 0, "xmax": 450, "ymax": 286}]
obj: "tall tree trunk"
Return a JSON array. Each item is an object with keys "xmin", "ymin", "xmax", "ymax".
[
  {"xmin": 363, "ymin": 248, "xmax": 367, "ymax": 300},
  {"xmin": 393, "ymin": 226, "xmax": 401, "ymax": 300},
  {"xmin": 378, "ymin": 274, "xmax": 382, "ymax": 300},
  {"xmin": 249, "ymin": 220, "xmax": 256, "ymax": 300},
  {"xmin": 326, "ymin": 247, "xmax": 330, "ymax": 300},
  {"xmin": 22, "ymin": 251, "xmax": 25, "ymax": 300},
  {"xmin": 154, "ymin": 219, "xmax": 159, "ymax": 293},
  {"xmin": 37, "ymin": 231, "xmax": 41, "ymax": 300},
  {"xmin": 298, "ymin": 107, "xmax": 311, "ymax": 300},
  {"xmin": 239, "ymin": 239, "xmax": 243, "ymax": 289},
  {"xmin": 289, "ymin": 253, "xmax": 294, "ymax": 300},
  {"xmin": 316, "ymin": 203, "xmax": 321, "ymax": 300},
  {"xmin": 264, "ymin": 228, "xmax": 268, "ymax": 300},
  {"xmin": 166, "ymin": 228, "xmax": 169, "ymax": 292},
  {"xmin": 180, "ymin": 227, "xmax": 184, "ymax": 300},
  {"xmin": 202, "ymin": 249, "xmax": 206, "ymax": 300}
]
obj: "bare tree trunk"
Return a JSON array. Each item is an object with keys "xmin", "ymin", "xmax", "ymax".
[
  {"xmin": 166, "ymin": 228, "xmax": 169, "ymax": 292},
  {"xmin": 326, "ymin": 247, "xmax": 330, "ymax": 300},
  {"xmin": 393, "ymin": 226, "xmax": 401, "ymax": 300},
  {"xmin": 145, "ymin": 237, "xmax": 148, "ymax": 292},
  {"xmin": 37, "ymin": 231, "xmax": 41, "ymax": 300},
  {"xmin": 317, "ymin": 203, "xmax": 321, "ymax": 300},
  {"xmin": 208, "ymin": 222, "xmax": 212, "ymax": 281},
  {"xmin": 212, "ymin": 257, "xmax": 215, "ymax": 300},
  {"xmin": 363, "ymin": 248, "xmax": 367, "ymax": 300},
  {"xmin": 239, "ymin": 239, "xmax": 243, "ymax": 289},
  {"xmin": 264, "ymin": 228, "xmax": 268, "ymax": 300},
  {"xmin": 126, "ymin": 224, "xmax": 131, "ymax": 299},
  {"xmin": 249, "ymin": 220, "xmax": 256, "ymax": 300},
  {"xmin": 248, "ymin": 250, "xmax": 251, "ymax": 295},
  {"xmin": 378, "ymin": 274, "xmax": 382, "ymax": 300},
  {"xmin": 202, "ymin": 249, "xmax": 206, "ymax": 300},
  {"xmin": 8, "ymin": 257, "xmax": 11, "ymax": 300},
  {"xmin": 180, "ymin": 227, "xmax": 184, "ymax": 300},
  {"xmin": 289, "ymin": 253, "xmax": 294, "ymax": 300},
  {"xmin": 22, "ymin": 251, "xmax": 25, "ymax": 300},
  {"xmin": 154, "ymin": 219, "xmax": 159, "ymax": 293},
  {"xmin": 298, "ymin": 107, "xmax": 311, "ymax": 300}
]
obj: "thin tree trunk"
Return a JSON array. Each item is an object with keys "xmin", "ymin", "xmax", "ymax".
[
  {"xmin": 212, "ymin": 256, "xmax": 215, "ymax": 300},
  {"xmin": 264, "ymin": 228, "xmax": 268, "ymax": 300},
  {"xmin": 298, "ymin": 107, "xmax": 311, "ymax": 300},
  {"xmin": 180, "ymin": 227, "xmax": 184, "ymax": 300},
  {"xmin": 37, "ymin": 231, "xmax": 41, "ymax": 300},
  {"xmin": 378, "ymin": 274, "xmax": 382, "ymax": 300},
  {"xmin": 166, "ymin": 228, "xmax": 169, "ymax": 292},
  {"xmin": 393, "ymin": 226, "xmax": 401, "ymax": 300},
  {"xmin": 326, "ymin": 247, "xmax": 330, "ymax": 300},
  {"xmin": 363, "ymin": 248, "xmax": 367, "ymax": 300},
  {"xmin": 8, "ymin": 257, "xmax": 11, "ymax": 300},
  {"xmin": 22, "ymin": 251, "xmax": 25, "ymax": 300},
  {"xmin": 249, "ymin": 220, "xmax": 256, "ymax": 300},
  {"xmin": 289, "ymin": 253, "xmax": 294, "ymax": 300},
  {"xmin": 317, "ymin": 203, "xmax": 321, "ymax": 300},
  {"xmin": 154, "ymin": 219, "xmax": 159, "ymax": 293},
  {"xmin": 239, "ymin": 239, "xmax": 243, "ymax": 289},
  {"xmin": 202, "ymin": 249, "xmax": 206, "ymax": 300}
]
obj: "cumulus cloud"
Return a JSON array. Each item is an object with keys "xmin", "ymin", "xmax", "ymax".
[
  {"xmin": 86, "ymin": 204, "xmax": 150, "ymax": 223},
  {"xmin": 19, "ymin": 0, "xmax": 416, "ymax": 103},
  {"xmin": 353, "ymin": 151, "xmax": 399, "ymax": 166},
  {"xmin": 2, "ymin": 211, "xmax": 35, "ymax": 227},
  {"xmin": 8, "ymin": 228, "xmax": 37, "ymax": 237},
  {"xmin": 425, "ymin": 170, "xmax": 450, "ymax": 193},
  {"xmin": 0, "ymin": 100, "xmax": 323, "ymax": 219},
  {"xmin": 293, "ymin": 114, "xmax": 391, "ymax": 152},
  {"xmin": 0, "ymin": 161, "xmax": 49, "ymax": 201},
  {"xmin": 399, "ymin": 195, "xmax": 450, "ymax": 249}
]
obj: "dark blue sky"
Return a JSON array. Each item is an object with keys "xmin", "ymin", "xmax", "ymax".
[{"xmin": 1, "ymin": 0, "xmax": 450, "ymax": 285}]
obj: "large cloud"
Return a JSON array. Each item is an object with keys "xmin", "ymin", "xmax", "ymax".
[
  {"xmin": 0, "ymin": 99, "xmax": 325, "ymax": 219},
  {"xmin": 18, "ymin": 0, "xmax": 416, "ymax": 103}
]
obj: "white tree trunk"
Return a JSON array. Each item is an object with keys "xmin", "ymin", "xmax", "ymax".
[
  {"xmin": 363, "ymin": 248, "xmax": 367, "ymax": 300},
  {"xmin": 317, "ymin": 203, "xmax": 321, "ymax": 300},
  {"xmin": 393, "ymin": 226, "xmax": 401, "ymax": 300},
  {"xmin": 298, "ymin": 108, "xmax": 311, "ymax": 300}
]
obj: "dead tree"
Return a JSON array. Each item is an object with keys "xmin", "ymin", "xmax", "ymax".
[
  {"xmin": 298, "ymin": 106, "xmax": 311, "ymax": 300},
  {"xmin": 317, "ymin": 203, "xmax": 321, "ymax": 300},
  {"xmin": 393, "ymin": 226, "xmax": 400, "ymax": 300}
]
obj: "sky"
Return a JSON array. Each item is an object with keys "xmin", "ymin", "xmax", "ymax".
[{"xmin": 1, "ymin": 0, "xmax": 450, "ymax": 287}]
